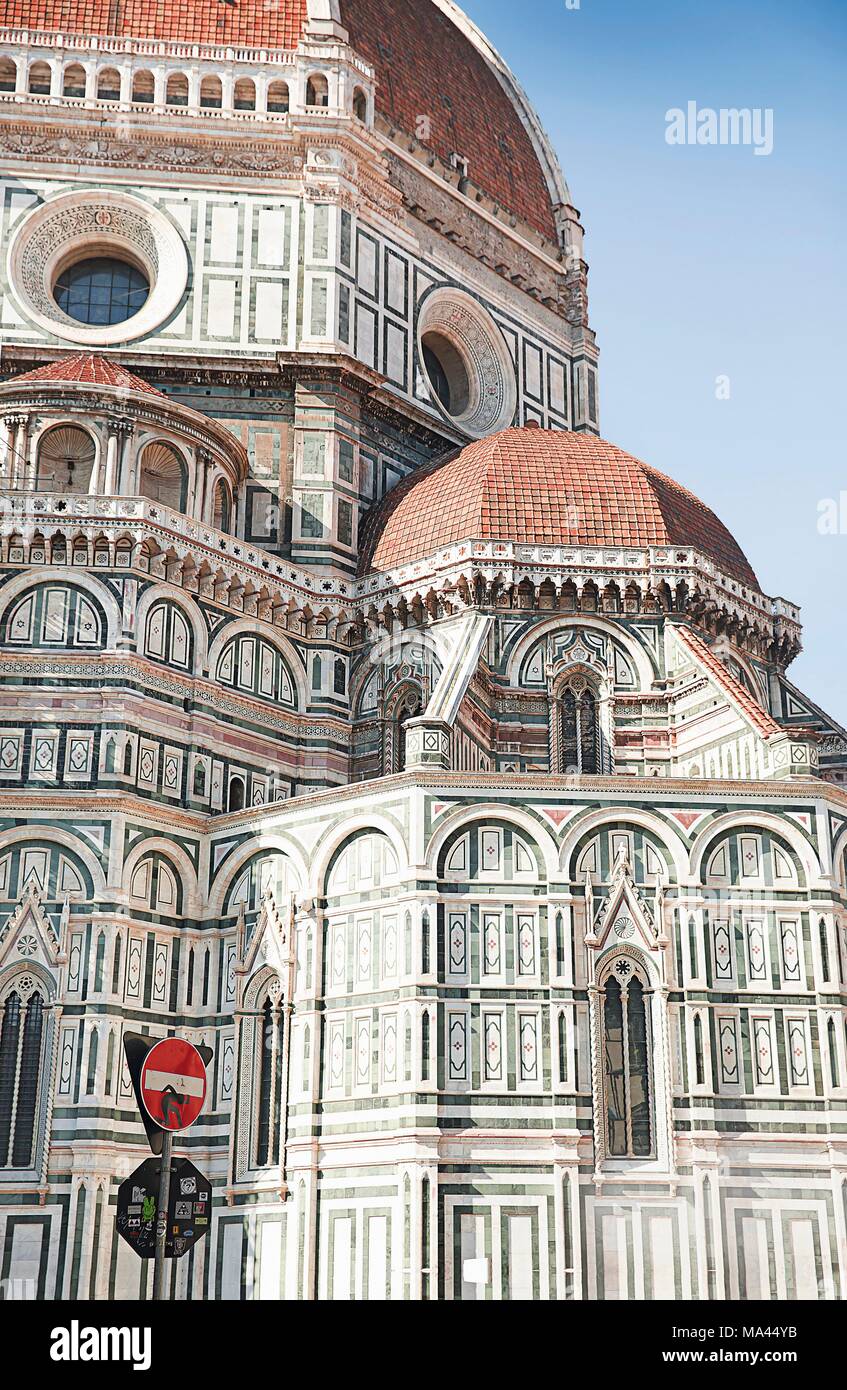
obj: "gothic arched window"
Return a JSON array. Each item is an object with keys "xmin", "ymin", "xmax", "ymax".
[
  {"xmin": 600, "ymin": 960, "xmax": 653, "ymax": 1158},
  {"xmin": 559, "ymin": 681, "xmax": 601, "ymax": 774},
  {"xmin": 385, "ymin": 685, "xmax": 422, "ymax": 774},
  {"xmin": 255, "ymin": 992, "xmax": 283, "ymax": 1167},
  {"xmin": 0, "ymin": 980, "xmax": 47, "ymax": 1169}
]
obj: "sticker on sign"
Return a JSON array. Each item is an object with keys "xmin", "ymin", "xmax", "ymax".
[{"xmin": 140, "ymin": 1038, "xmax": 207, "ymax": 1131}]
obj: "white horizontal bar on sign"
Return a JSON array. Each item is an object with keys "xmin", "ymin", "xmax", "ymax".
[{"xmin": 144, "ymin": 1069, "xmax": 205, "ymax": 1097}]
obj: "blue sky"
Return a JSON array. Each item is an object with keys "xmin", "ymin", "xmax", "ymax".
[{"xmin": 462, "ymin": 0, "xmax": 847, "ymax": 723}]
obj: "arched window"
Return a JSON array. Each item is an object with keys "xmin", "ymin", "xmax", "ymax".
[
  {"xmin": 0, "ymin": 980, "xmax": 47, "ymax": 1169},
  {"xmin": 600, "ymin": 959, "xmax": 653, "ymax": 1159},
  {"xmin": 27, "ymin": 61, "xmax": 51, "ymax": 95},
  {"xmin": 62, "ymin": 63, "xmax": 86, "ymax": 98},
  {"xmin": 234, "ymin": 77, "xmax": 255, "ymax": 111},
  {"xmin": 228, "ymin": 851, "xmax": 294, "ymax": 915},
  {"xmin": 165, "ymin": 72, "xmax": 189, "ymax": 107},
  {"xmin": 199, "ymin": 75, "xmax": 222, "ymax": 109},
  {"xmin": 129, "ymin": 853, "xmax": 183, "ymax": 915},
  {"xmin": 266, "ymin": 80, "xmax": 289, "ymax": 113},
  {"xmin": 0, "ymin": 57, "xmax": 17, "ymax": 92},
  {"xmin": 37, "ymin": 425, "xmax": 96, "ymax": 493},
  {"xmin": 2, "ymin": 583, "xmax": 105, "ymax": 650},
  {"xmin": 306, "ymin": 73, "xmax": 329, "ymax": 107},
  {"xmin": 212, "ymin": 477, "xmax": 232, "ymax": 532},
  {"xmin": 352, "ymin": 87, "xmax": 368, "ymax": 122},
  {"xmin": 255, "ymin": 988, "xmax": 283, "ymax": 1166},
  {"xmin": 557, "ymin": 677, "xmax": 601, "ymax": 774},
  {"xmin": 131, "ymin": 70, "xmax": 155, "ymax": 104},
  {"xmin": 96, "ymin": 67, "xmax": 121, "ymax": 101},
  {"xmin": 137, "ymin": 442, "xmax": 187, "ymax": 510},
  {"xmin": 144, "ymin": 600, "xmax": 192, "ymax": 671},
  {"xmin": 216, "ymin": 635, "xmax": 296, "ymax": 708},
  {"xmin": 385, "ymin": 684, "xmax": 422, "ymax": 774},
  {"xmin": 228, "ymin": 776, "xmax": 246, "ymax": 812}
]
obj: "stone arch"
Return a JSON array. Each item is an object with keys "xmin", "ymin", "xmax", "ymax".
[
  {"xmin": 0, "ymin": 568, "xmax": 121, "ymax": 649},
  {"xmin": 0, "ymin": 959, "xmax": 56, "ymax": 1005},
  {"xmin": 199, "ymin": 74, "xmax": 223, "ymax": 108},
  {"xmin": 35, "ymin": 421, "xmax": 100, "ymax": 493},
  {"xmin": 233, "ymin": 76, "xmax": 256, "ymax": 111},
  {"xmin": 131, "ymin": 69, "xmax": 155, "ymax": 103},
  {"xmin": 96, "ymin": 66, "xmax": 121, "ymax": 100},
  {"xmin": 208, "ymin": 834, "xmax": 307, "ymax": 918},
  {"xmin": 689, "ymin": 811, "xmax": 820, "ymax": 886},
  {"xmin": 208, "ymin": 620, "xmax": 306, "ymax": 708},
  {"xmin": 137, "ymin": 440, "xmax": 189, "ymax": 511},
  {"xmin": 426, "ymin": 803, "xmax": 559, "ymax": 881},
  {"xmin": 62, "ymin": 62, "xmax": 86, "ymax": 97},
  {"xmin": 135, "ymin": 582, "xmax": 207, "ymax": 676},
  {"xmin": 504, "ymin": 614, "xmax": 657, "ymax": 690},
  {"xmin": 310, "ymin": 813, "xmax": 409, "ymax": 899},
  {"xmin": 165, "ymin": 71, "xmax": 189, "ymax": 106},
  {"xmin": 27, "ymin": 59, "xmax": 51, "ymax": 94},
  {"xmin": 121, "ymin": 837, "xmax": 200, "ymax": 917},
  {"xmin": 305, "ymin": 72, "xmax": 329, "ymax": 107},
  {"xmin": 0, "ymin": 827, "xmax": 106, "ymax": 900},
  {"xmin": 243, "ymin": 962, "xmax": 281, "ymax": 1011},
  {"xmin": 266, "ymin": 79, "xmax": 289, "ymax": 112},
  {"xmin": 559, "ymin": 807, "xmax": 688, "ymax": 884}
]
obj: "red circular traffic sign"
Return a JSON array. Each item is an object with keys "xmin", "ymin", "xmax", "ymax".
[{"xmin": 140, "ymin": 1038, "xmax": 207, "ymax": 1131}]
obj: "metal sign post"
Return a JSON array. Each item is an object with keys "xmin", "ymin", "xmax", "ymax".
[
  {"xmin": 152, "ymin": 1129, "xmax": 173, "ymax": 1302},
  {"xmin": 121, "ymin": 1033, "xmax": 213, "ymax": 1299}
]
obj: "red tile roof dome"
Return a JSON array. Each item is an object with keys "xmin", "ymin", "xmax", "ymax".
[
  {"xmin": 2, "ymin": 0, "xmax": 562, "ymax": 241},
  {"xmin": 6, "ymin": 352, "xmax": 165, "ymax": 397},
  {"xmin": 358, "ymin": 427, "xmax": 760, "ymax": 589}
]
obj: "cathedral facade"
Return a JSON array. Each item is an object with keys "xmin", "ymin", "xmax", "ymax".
[{"xmin": 0, "ymin": 0, "xmax": 846, "ymax": 1302}]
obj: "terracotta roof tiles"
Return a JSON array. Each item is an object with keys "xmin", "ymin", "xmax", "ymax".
[
  {"xmin": 0, "ymin": 0, "xmax": 557, "ymax": 241},
  {"xmin": 7, "ymin": 352, "xmax": 166, "ymax": 397},
  {"xmin": 0, "ymin": 0, "xmax": 308, "ymax": 48},
  {"xmin": 676, "ymin": 626, "xmax": 781, "ymax": 738},
  {"xmin": 358, "ymin": 428, "xmax": 761, "ymax": 589}
]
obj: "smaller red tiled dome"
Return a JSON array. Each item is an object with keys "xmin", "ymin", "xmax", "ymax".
[
  {"xmin": 358, "ymin": 427, "xmax": 759, "ymax": 590},
  {"xmin": 5, "ymin": 352, "xmax": 165, "ymax": 397}
]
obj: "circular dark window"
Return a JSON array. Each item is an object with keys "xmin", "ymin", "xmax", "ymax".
[
  {"xmin": 421, "ymin": 331, "xmax": 471, "ymax": 417},
  {"xmin": 53, "ymin": 256, "xmax": 150, "ymax": 326}
]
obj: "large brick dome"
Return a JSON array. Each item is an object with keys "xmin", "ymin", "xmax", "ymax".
[
  {"xmin": 3, "ymin": 0, "xmax": 561, "ymax": 240},
  {"xmin": 358, "ymin": 427, "xmax": 760, "ymax": 589}
]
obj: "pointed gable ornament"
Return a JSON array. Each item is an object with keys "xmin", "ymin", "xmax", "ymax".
[
  {"xmin": 235, "ymin": 889, "xmax": 292, "ymax": 1004},
  {"xmin": 591, "ymin": 846, "xmax": 658, "ymax": 953},
  {"xmin": 0, "ymin": 879, "xmax": 61, "ymax": 972}
]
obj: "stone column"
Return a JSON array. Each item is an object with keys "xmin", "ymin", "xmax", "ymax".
[
  {"xmin": 0, "ymin": 416, "xmax": 14, "ymax": 485},
  {"xmin": 194, "ymin": 447, "xmax": 212, "ymax": 522},
  {"xmin": 10, "ymin": 413, "xmax": 29, "ymax": 489},
  {"xmin": 88, "ymin": 437, "xmax": 102, "ymax": 494},
  {"xmin": 114, "ymin": 418, "xmax": 134, "ymax": 495},
  {"xmin": 25, "ymin": 426, "xmax": 38, "ymax": 490},
  {"xmin": 104, "ymin": 422, "xmax": 120, "ymax": 493}
]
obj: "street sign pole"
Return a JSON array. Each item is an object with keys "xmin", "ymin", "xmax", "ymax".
[{"xmin": 152, "ymin": 1129, "xmax": 173, "ymax": 1301}]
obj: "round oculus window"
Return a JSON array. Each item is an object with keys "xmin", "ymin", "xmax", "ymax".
[
  {"xmin": 6, "ymin": 190, "xmax": 189, "ymax": 346},
  {"xmin": 416, "ymin": 288, "xmax": 517, "ymax": 438},
  {"xmin": 53, "ymin": 256, "xmax": 150, "ymax": 327}
]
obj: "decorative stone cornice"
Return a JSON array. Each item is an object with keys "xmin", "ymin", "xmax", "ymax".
[{"xmin": 0, "ymin": 491, "xmax": 355, "ymax": 615}]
